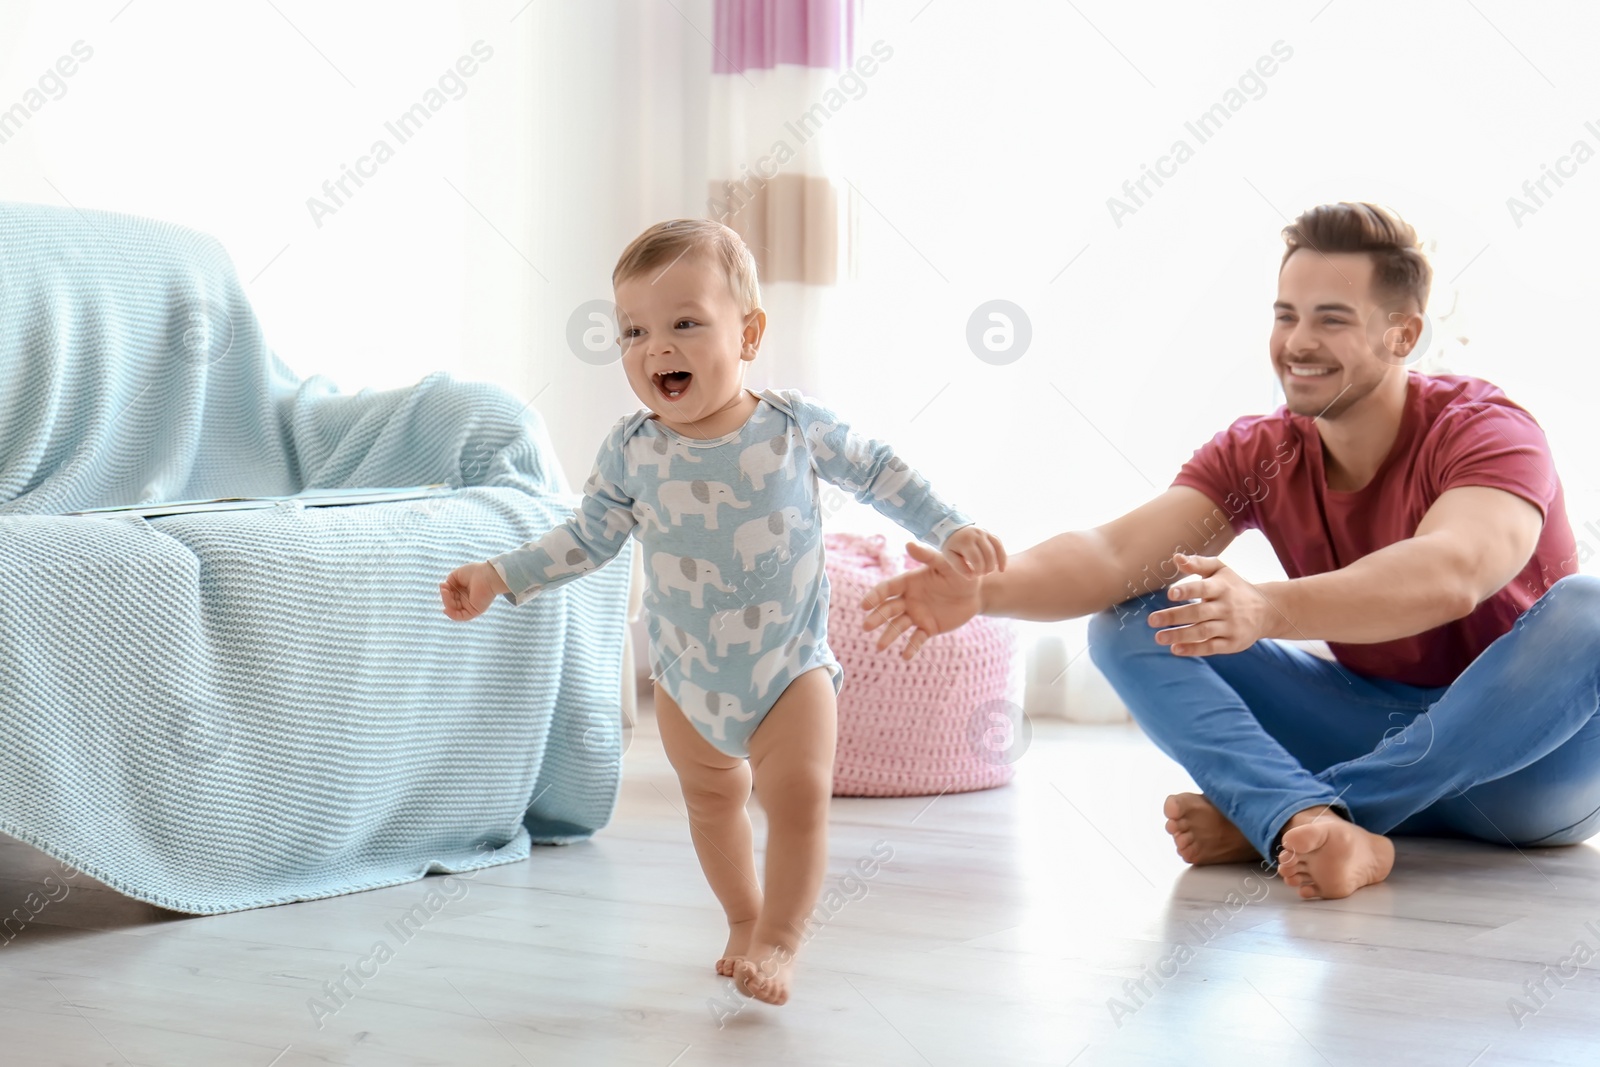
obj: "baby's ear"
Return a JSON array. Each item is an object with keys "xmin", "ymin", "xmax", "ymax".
[{"xmin": 741, "ymin": 307, "xmax": 768, "ymax": 359}]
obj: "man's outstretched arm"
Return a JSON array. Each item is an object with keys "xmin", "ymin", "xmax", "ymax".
[
  {"xmin": 980, "ymin": 486, "xmax": 1240, "ymax": 621},
  {"xmin": 863, "ymin": 487, "xmax": 1237, "ymax": 656}
]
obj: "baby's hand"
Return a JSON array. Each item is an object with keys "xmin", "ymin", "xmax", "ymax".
[
  {"xmin": 439, "ymin": 561, "xmax": 511, "ymax": 621},
  {"xmin": 941, "ymin": 526, "xmax": 1006, "ymax": 578}
]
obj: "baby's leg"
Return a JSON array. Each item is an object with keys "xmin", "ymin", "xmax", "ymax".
[
  {"xmin": 655, "ymin": 683, "xmax": 763, "ymax": 976},
  {"xmin": 736, "ymin": 667, "xmax": 837, "ymax": 1006}
]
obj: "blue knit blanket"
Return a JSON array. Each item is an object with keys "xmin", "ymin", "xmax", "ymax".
[{"xmin": 0, "ymin": 201, "xmax": 630, "ymax": 913}]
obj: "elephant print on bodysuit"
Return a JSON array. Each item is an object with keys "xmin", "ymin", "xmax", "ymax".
[{"xmin": 488, "ymin": 389, "xmax": 976, "ymax": 758}]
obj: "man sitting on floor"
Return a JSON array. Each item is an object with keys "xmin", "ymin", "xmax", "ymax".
[{"xmin": 862, "ymin": 201, "xmax": 1600, "ymax": 899}]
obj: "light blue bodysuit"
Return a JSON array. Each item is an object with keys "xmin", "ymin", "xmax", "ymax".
[{"xmin": 489, "ymin": 389, "xmax": 973, "ymax": 757}]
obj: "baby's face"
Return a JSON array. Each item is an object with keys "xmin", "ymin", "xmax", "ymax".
[{"xmin": 615, "ymin": 252, "xmax": 758, "ymax": 431}]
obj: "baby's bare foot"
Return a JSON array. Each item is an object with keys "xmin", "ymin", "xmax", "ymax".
[
  {"xmin": 1277, "ymin": 809, "xmax": 1395, "ymax": 900},
  {"xmin": 734, "ymin": 942, "xmax": 797, "ymax": 1006},
  {"xmin": 1163, "ymin": 793, "xmax": 1259, "ymax": 865},
  {"xmin": 716, "ymin": 918, "xmax": 757, "ymax": 977}
]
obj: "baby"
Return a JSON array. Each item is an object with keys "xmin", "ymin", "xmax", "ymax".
[{"xmin": 439, "ymin": 219, "xmax": 1004, "ymax": 1006}]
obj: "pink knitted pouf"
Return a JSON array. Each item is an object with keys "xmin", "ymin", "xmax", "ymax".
[{"xmin": 824, "ymin": 532, "xmax": 1020, "ymax": 797}]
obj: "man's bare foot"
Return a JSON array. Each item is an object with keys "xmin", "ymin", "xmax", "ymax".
[
  {"xmin": 1163, "ymin": 793, "xmax": 1259, "ymax": 865},
  {"xmin": 1277, "ymin": 809, "xmax": 1395, "ymax": 900},
  {"xmin": 734, "ymin": 941, "xmax": 797, "ymax": 1006},
  {"xmin": 716, "ymin": 918, "xmax": 757, "ymax": 977}
]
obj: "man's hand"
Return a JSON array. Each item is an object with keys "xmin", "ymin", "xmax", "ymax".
[
  {"xmin": 941, "ymin": 525, "xmax": 1008, "ymax": 577},
  {"xmin": 861, "ymin": 540, "xmax": 990, "ymax": 660},
  {"xmin": 1146, "ymin": 553, "xmax": 1279, "ymax": 656},
  {"xmin": 439, "ymin": 561, "xmax": 511, "ymax": 622}
]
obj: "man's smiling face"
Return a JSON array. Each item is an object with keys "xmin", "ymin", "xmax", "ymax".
[
  {"xmin": 615, "ymin": 251, "xmax": 759, "ymax": 433},
  {"xmin": 1271, "ymin": 249, "xmax": 1421, "ymax": 420}
]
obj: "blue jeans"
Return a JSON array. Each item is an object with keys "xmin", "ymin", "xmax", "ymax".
[{"xmin": 1087, "ymin": 574, "xmax": 1600, "ymax": 858}]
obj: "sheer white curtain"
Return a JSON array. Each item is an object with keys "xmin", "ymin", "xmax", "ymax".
[{"xmin": 704, "ymin": 0, "xmax": 859, "ymax": 397}]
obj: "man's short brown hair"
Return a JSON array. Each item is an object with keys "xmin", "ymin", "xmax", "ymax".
[
  {"xmin": 1281, "ymin": 202, "xmax": 1432, "ymax": 313},
  {"xmin": 613, "ymin": 218, "xmax": 762, "ymax": 315}
]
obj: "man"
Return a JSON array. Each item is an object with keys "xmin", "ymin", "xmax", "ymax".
[{"xmin": 861, "ymin": 202, "xmax": 1600, "ymax": 900}]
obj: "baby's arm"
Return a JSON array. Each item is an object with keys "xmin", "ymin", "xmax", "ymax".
[
  {"xmin": 792, "ymin": 393, "xmax": 1004, "ymax": 573},
  {"xmin": 439, "ymin": 422, "xmax": 638, "ymax": 620}
]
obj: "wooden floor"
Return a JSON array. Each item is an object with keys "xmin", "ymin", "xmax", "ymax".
[{"xmin": 3, "ymin": 706, "xmax": 1599, "ymax": 1066}]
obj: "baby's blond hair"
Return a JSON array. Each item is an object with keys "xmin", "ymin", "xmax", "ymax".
[{"xmin": 613, "ymin": 219, "xmax": 762, "ymax": 315}]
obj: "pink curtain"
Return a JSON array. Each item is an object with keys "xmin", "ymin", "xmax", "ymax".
[{"xmin": 713, "ymin": 0, "xmax": 855, "ymax": 73}]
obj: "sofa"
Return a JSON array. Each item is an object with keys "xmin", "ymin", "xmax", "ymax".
[{"xmin": 0, "ymin": 201, "xmax": 633, "ymax": 914}]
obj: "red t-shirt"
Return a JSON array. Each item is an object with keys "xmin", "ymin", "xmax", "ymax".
[{"xmin": 1173, "ymin": 373, "xmax": 1577, "ymax": 687}]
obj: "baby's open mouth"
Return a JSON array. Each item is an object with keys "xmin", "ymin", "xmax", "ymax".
[{"xmin": 653, "ymin": 370, "xmax": 693, "ymax": 400}]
